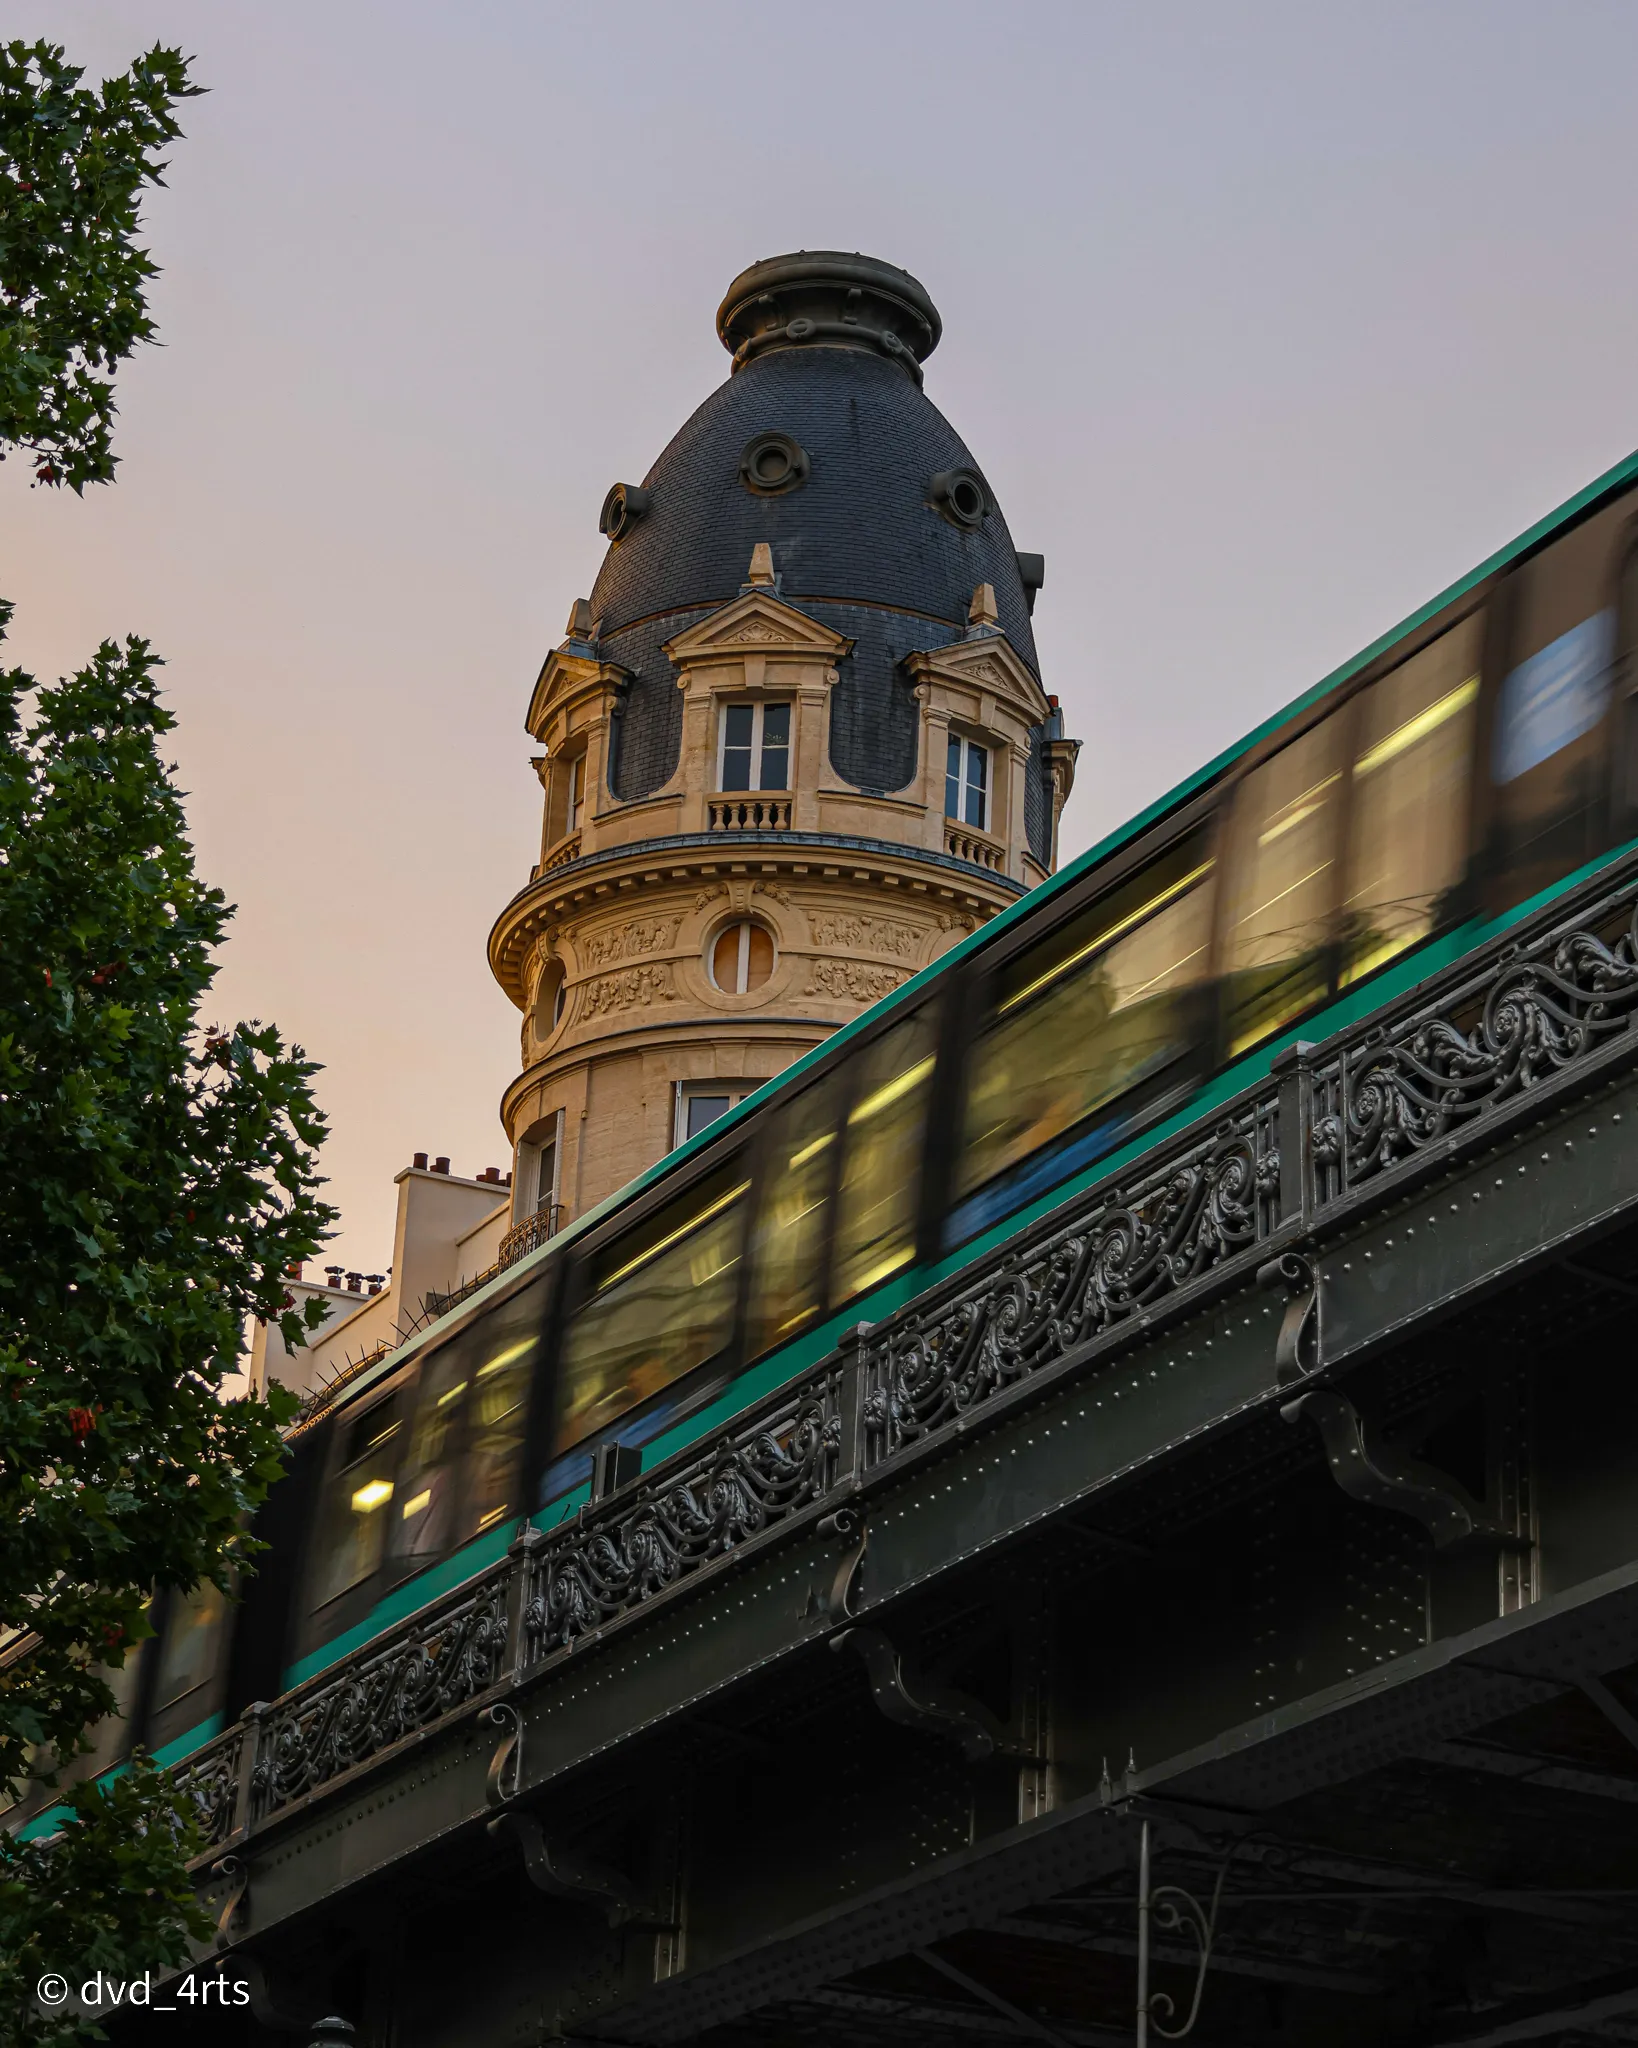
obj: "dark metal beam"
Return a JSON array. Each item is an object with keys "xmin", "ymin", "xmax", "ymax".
[
  {"xmin": 1421, "ymin": 1966, "xmax": 1638, "ymax": 2047},
  {"xmin": 1578, "ymin": 1673, "xmax": 1638, "ymax": 1760},
  {"xmin": 911, "ymin": 1948, "xmax": 1076, "ymax": 2048}
]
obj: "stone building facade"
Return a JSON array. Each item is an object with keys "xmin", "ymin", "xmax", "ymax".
[{"xmin": 489, "ymin": 252, "xmax": 1080, "ymax": 1227}]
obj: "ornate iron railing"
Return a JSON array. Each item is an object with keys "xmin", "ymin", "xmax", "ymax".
[
  {"xmin": 161, "ymin": 851, "xmax": 1638, "ymax": 1852},
  {"xmin": 497, "ymin": 1204, "xmax": 565, "ymax": 1271},
  {"xmin": 248, "ymin": 1562, "xmax": 511, "ymax": 1826}
]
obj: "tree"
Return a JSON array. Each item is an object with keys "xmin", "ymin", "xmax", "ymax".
[
  {"xmin": 0, "ymin": 40, "xmax": 334, "ymax": 2043},
  {"xmin": 0, "ymin": 40, "xmax": 197, "ymax": 491}
]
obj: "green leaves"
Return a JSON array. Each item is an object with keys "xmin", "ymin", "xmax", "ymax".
[
  {"xmin": 0, "ymin": 41, "xmax": 200, "ymax": 491},
  {"xmin": 0, "ymin": 41, "xmax": 336, "ymax": 2038},
  {"xmin": 0, "ymin": 626, "xmax": 335, "ymax": 2041}
]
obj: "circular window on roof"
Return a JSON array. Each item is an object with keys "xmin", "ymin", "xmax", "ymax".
[
  {"xmin": 739, "ymin": 432, "xmax": 809, "ymax": 496},
  {"xmin": 929, "ymin": 467, "xmax": 990, "ymax": 531}
]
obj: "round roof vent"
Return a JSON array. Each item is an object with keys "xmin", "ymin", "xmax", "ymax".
[
  {"xmin": 599, "ymin": 482, "xmax": 650, "ymax": 541},
  {"xmin": 738, "ymin": 431, "xmax": 809, "ymax": 496}
]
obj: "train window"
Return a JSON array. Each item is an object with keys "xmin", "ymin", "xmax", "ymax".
[
  {"xmin": 391, "ymin": 1345, "xmax": 467, "ymax": 1569},
  {"xmin": 460, "ymin": 1283, "xmax": 542, "ymax": 1541},
  {"xmin": 1491, "ymin": 498, "xmax": 1629, "ymax": 904},
  {"xmin": 310, "ymin": 1394, "xmax": 404, "ymax": 1610},
  {"xmin": 1342, "ymin": 616, "xmax": 1482, "ymax": 984},
  {"xmin": 1220, "ymin": 714, "xmax": 1346, "ymax": 1054},
  {"xmin": 555, "ymin": 1167, "xmax": 749, "ymax": 1455},
  {"xmin": 956, "ymin": 832, "xmax": 1215, "ymax": 1210},
  {"xmin": 152, "ymin": 1580, "xmax": 230, "ymax": 1714},
  {"xmin": 393, "ymin": 1278, "xmax": 545, "ymax": 1568},
  {"xmin": 745, "ymin": 1070, "xmax": 849, "ymax": 1355},
  {"xmin": 833, "ymin": 1009, "xmax": 938, "ymax": 1302}
]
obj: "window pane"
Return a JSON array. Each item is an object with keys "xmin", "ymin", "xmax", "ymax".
[
  {"xmin": 834, "ymin": 1010, "xmax": 937, "ymax": 1301},
  {"xmin": 760, "ymin": 702, "xmax": 791, "ymax": 790},
  {"xmin": 1342, "ymin": 617, "xmax": 1481, "ymax": 985},
  {"xmin": 153, "ymin": 1580, "xmax": 229, "ymax": 1714},
  {"xmin": 958, "ymin": 834, "xmax": 1215, "ymax": 1203},
  {"xmin": 555, "ymin": 1171, "xmax": 748, "ymax": 1455},
  {"xmin": 686, "ymin": 1093, "xmax": 733, "ymax": 1139},
  {"xmin": 311, "ymin": 1396, "xmax": 402, "ymax": 1608},
  {"xmin": 1220, "ymin": 717, "xmax": 1346, "ymax": 1054},
  {"xmin": 536, "ymin": 1137, "xmax": 557, "ymax": 1213},
  {"xmin": 1491, "ymin": 499, "xmax": 1629, "ymax": 903},
  {"xmin": 459, "ymin": 1283, "xmax": 542, "ymax": 1543},
  {"xmin": 391, "ymin": 1347, "xmax": 466, "ymax": 1569},
  {"xmin": 945, "ymin": 735, "xmax": 962, "ymax": 820},
  {"xmin": 965, "ymin": 742, "xmax": 988, "ymax": 829},
  {"xmin": 745, "ymin": 924, "xmax": 775, "ymax": 988},
  {"xmin": 712, "ymin": 924, "xmax": 743, "ymax": 991},
  {"xmin": 746, "ymin": 1078, "xmax": 844, "ymax": 1354},
  {"xmin": 721, "ymin": 704, "xmax": 754, "ymax": 791}
]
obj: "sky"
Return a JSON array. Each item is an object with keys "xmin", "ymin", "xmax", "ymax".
[{"xmin": 6, "ymin": 2, "xmax": 1638, "ymax": 1271}]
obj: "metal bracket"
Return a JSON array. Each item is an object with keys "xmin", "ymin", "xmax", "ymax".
[
  {"xmin": 1257, "ymin": 1251, "xmax": 1322, "ymax": 1383},
  {"xmin": 483, "ymin": 1700, "xmax": 522, "ymax": 1808},
  {"xmin": 806, "ymin": 1511, "xmax": 867, "ymax": 1624},
  {"xmin": 1282, "ymin": 1389, "xmax": 1530, "ymax": 1554},
  {"xmin": 210, "ymin": 1853, "xmax": 249, "ymax": 1951},
  {"xmin": 831, "ymin": 1625, "xmax": 1005, "ymax": 1762},
  {"xmin": 485, "ymin": 1810, "xmax": 653, "ymax": 1929}
]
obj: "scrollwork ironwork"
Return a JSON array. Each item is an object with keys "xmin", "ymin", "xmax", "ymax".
[
  {"xmin": 524, "ymin": 1377, "xmax": 844, "ymax": 1657},
  {"xmin": 1315, "ymin": 899, "xmax": 1638, "ymax": 1196},
  {"xmin": 863, "ymin": 1107, "xmax": 1281, "ymax": 1460},
  {"xmin": 171, "ymin": 1727, "xmax": 243, "ymax": 1848},
  {"xmin": 250, "ymin": 1569, "xmax": 509, "ymax": 1820}
]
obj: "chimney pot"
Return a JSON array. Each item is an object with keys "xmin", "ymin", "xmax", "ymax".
[
  {"xmin": 432, "ymin": 1156, "xmax": 450, "ymax": 1174},
  {"xmin": 412, "ymin": 1151, "xmax": 428, "ymax": 1171}
]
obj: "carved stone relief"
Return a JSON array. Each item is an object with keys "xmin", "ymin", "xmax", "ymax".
[
  {"xmin": 580, "ymin": 963, "xmax": 677, "ymax": 1019},
  {"xmin": 806, "ymin": 959, "xmax": 909, "ymax": 1003},
  {"xmin": 576, "ymin": 915, "xmax": 682, "ymax": 971},
  {"xmin": 807, "ymin": 911, "xmax": 922, "ymax": 960}
]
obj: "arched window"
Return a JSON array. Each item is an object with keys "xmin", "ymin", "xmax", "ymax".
[{"xmin": 710, "ymin": 919, "xmax": 775, "ymax": 993}]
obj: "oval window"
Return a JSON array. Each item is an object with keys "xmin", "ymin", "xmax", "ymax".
[
  {"xmin": 535, "ymin": 958, "xmax": 567, "ymax": 1034},
  {"xmin": 710, "ymin": 919, "xmax": 775, "ymax": 994}
]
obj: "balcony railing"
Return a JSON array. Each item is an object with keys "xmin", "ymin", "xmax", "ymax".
[
  {"xmin": 945, "ymin": 822, "xmax": 1005, "ymax": 870},
  {"xmin": 497, "ymin": 1204, "xmax": 565, "ymax": 1270},
  {"xmin": 709, "ymin": 793, "xmax": 791, "ymax": 831},
  {"xmin": 422, "ymin": 1205, "xmax": 566, "ymax": 1322},
  {"xmin": 539, "ymin": 830, "xmax": 581, "ymax": 875}
]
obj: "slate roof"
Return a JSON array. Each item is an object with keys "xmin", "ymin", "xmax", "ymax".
[{"xmin": 589, "ymin": 340, "xmax": 1047, "ymax": 835}]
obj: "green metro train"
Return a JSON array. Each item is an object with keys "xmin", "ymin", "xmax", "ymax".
[{"xmin": 17, "ymin": 442, "xmax": 1638, "ymax": 1820}]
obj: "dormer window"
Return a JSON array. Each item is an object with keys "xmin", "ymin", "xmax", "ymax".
[
  {"xmin": 546, "ymin": 749, "xmax": 588, "ymax": 844},
  {"xmin": 946, "ymin": 734, "xmax": 989, "ymax": 831},
  {"xmin": 719, "ymin": 702, "xmax": 791, "ymax": 792}
]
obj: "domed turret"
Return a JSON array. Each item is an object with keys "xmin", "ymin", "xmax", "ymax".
[
  {"xmin": 489, "ymin": 254, "xmax": 1078, "ymax": 1225},
  {"xmin": 588, "ymin": 252, "xmax": 1043, "ymax": 810}
]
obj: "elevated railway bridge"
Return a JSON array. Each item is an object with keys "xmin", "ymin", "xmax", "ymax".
[{"xmin": 142, "ymin": 844, "xmax": 1638, "ymax": 2046}]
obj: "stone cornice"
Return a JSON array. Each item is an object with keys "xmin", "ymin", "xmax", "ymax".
[{"xmin": 487, "ymin": 830, "xmax": 1023, "ymax": 1007}]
